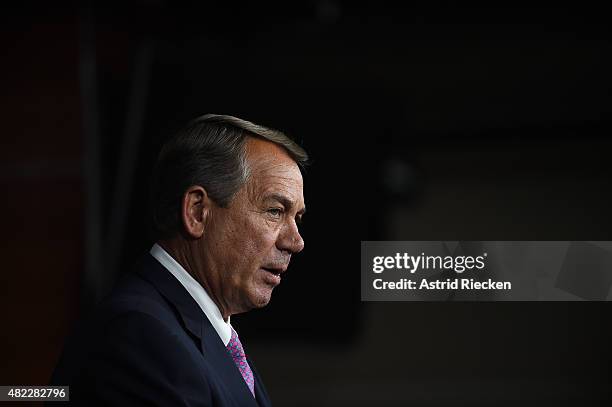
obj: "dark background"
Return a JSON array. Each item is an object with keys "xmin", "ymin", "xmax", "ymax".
[{"xmin": 1, "ymin": 1, "xmax": 611, "ymax": 406}]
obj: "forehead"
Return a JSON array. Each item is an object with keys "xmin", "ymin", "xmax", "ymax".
[{"xmin": 244, "ymin": 137, "xmax": 304, "ymax": 197}]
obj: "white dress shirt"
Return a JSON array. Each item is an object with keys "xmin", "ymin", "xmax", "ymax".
[{"xmin": 150, "ymin": 243, "xmax": 232, "ymax": 346}]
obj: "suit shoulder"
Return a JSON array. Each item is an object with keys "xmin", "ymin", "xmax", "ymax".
[
  {"xmin": 96, "ymin": 272, "xmax": 179, "ymax": 332},
  {"xmin": 52, "ymin": 309, "xmax": 211, "ymax": 405}
]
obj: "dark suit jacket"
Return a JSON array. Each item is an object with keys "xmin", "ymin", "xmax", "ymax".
[{"xmin": 50, "ymin": 254, "xmax": 272, "ymax": 406}]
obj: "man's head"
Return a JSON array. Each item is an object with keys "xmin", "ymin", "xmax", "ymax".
[{"xmin": 150, "ymin": 114, "xmax": 307, "ymax": 319}]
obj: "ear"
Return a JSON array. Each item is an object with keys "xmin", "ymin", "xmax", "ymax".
[{"xmin": 181, "ymin": 185, "xmax": 211, "ymax": 239}]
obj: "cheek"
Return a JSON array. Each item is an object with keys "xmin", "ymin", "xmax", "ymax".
[
  {"xmin": 214, "ymin": 218, "xmax": 275, "ymax": 276},
  {"xmin": 240, "ymin": 220, "xmax": 279, "ymax": 264}
]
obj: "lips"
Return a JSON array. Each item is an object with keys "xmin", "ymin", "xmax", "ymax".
[
  {"xmin": 260, "ymin": 265, "xmax": 288, "ymax": 286},
  {"xmin": 261, "ymin": 267, "xmax": 283, "ymax": 276},
  {"xmin": 261, "ymin": 264, "xmax": 288, "ymax": 275}
]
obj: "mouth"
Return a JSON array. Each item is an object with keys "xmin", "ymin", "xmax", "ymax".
[
  {"xmin": 260, "ymin": 266, "xmax": 287, "ymax": 286},
  {"xmin": 261, "ymin": 267, "xmax": 282, "ymax": 276}
]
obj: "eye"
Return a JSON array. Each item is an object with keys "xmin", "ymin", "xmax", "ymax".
[{"xmin": 267, "ymin": 208, "xmax": 283, "ymax": 218}]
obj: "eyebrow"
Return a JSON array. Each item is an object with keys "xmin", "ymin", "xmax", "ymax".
[{"xmin": 266, "ymin": 193, "xmax": 306, "ymax": 215}]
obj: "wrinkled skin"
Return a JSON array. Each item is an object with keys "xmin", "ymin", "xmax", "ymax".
[{"xmin": 161, "ymin": 137, "xmax": 305, "ymax": 320}]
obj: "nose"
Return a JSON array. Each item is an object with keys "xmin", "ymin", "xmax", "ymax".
[{"xmin": 277, "ymin": 219, "xmax": 304, "ymax": 254}]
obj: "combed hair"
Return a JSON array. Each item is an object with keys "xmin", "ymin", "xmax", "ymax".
[{"xmin": 150, "ymin": 114, "xmax": 308, "ymax": 240}]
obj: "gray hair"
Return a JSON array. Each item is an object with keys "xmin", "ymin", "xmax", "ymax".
[{"xmin": 150, "ymin": 113, "xmax": 308, "ymax": 240}]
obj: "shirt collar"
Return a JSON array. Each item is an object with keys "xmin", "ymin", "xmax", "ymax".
[{"xmin": 149, "ymin": 243, "xmax": 232, "ymax": 346}]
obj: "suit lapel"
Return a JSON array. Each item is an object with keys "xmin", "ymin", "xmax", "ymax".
[
  {"xmin": 137, "ymin": 254, "xmax": 259, "ymax": 406},
  {"xmin": 136, "ymin": 254, "xmax": 204, "ymax": 342},
  {"xmin": 249, "ymin": 356, "xmax": 272, "ymax": 407},
  {"xmin": 201, "ymin": 321, "xmax": 260, "ymax": 406}
]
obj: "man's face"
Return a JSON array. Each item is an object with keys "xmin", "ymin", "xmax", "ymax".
[{"xmin": 202, "ymin": 137, "xmax": 305, "ymax": 316}]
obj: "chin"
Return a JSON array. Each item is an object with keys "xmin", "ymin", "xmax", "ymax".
[
  {"xmin": 254, "ymin": 296, "xmax": 272, "ymax": 308},
  {"xmin": 249, "ymin": 290, "xmax": 273, "ymax": 309}
]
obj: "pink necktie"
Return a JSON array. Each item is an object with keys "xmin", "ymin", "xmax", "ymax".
[{"xmin": 226, "ymin": 327, "xmax": 255, "ymax": 397}]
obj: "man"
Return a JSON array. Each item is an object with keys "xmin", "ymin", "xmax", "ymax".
[{"xmin": 51, "ymin": 114, "xmax": 307, "ymax": 406}]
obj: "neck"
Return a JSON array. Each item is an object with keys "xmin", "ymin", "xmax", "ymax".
[{"xmin": 157, "ymin": 238, "xmax": 232, "ymax": 321}]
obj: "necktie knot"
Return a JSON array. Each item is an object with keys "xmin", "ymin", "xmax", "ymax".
[{"xmin": 226, "ymin": 328, "xmax": 255, "ymax": 397}]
